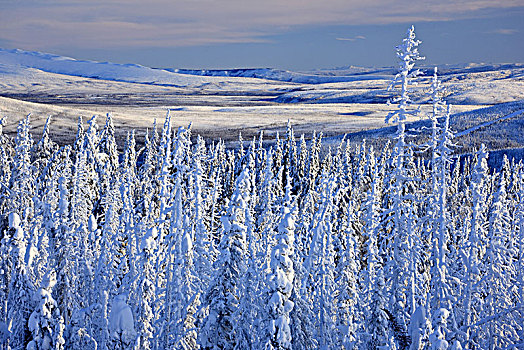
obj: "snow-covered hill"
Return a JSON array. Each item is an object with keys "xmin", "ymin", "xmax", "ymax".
[
  {"xmin": 174, "ymin": 63, "xmax": 524, "ymax": 85},
  {"xmin": 1, "ymin": 48, "xmax": 523, "ymax": 106},
  {"xmin": 172, "ymin": 67, "xmax": 388, "ymax": 84},
  {"xmin": 0, "ymin": 48, "xmax": 287, "ymax": 89},
  {"xmin": 331, "ymin": 100, "xmax": 524, "ymax": 154}
]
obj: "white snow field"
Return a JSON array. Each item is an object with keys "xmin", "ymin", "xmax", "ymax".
[{"xmin": 0, "ymin": 48, "xmax": 522, "ymax": 146}]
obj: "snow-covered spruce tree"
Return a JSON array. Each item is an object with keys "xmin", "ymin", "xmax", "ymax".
[
  {"xmin": 191, "ymin": 137, "xmax": 214, "ymax": 298},
  {"xmin": 428, "ymin": 68, "xmax": 447, "ymax": 191},
  {"xmin": 262, "ymin": 179, "xmax": 296, "ymax": 350},
  {"xmin": 69, "ymin": 145, "xmax": 96, "ymax": 311},
  {"xmin": 73, "ymin": 116, "xmax": 84, "ymax": 154},
  {"xmin": 0, "ymin": 116, "xmax": 12, "ymax": 187},
  {"xmin": 27, "ymin": 270, "xmax": 65, "ymax": 350},
  {"xmin": 0, "ymin": 225, "xmax": 11, "ymax": 349},
  {"xmin": 423, "ymin": 70, "xmax": 448, "ymax": 322},
  {"xmin": 148, "ymin": 117, "xmax": 174, "ymax": 338},
  {"xmin": 384, "ymin": 25, "xmax": 425, "ymax": 347},
  {"xmin": 68, "ymin": 308, "xmax": 98, "ymax": 350},
  {"xmin": 91, "ymin": 189, "xmax": 120, "ymax": 350},
  {"xmin": 307, "ymin": 132, "xmax": 322, "ymax": 194},
  {"xmin": 157, "ymin": 126, "xmax": 195, "ymax": 350},
  {"xmin": 297, "ymin": 134, "xmax": 309, "ymax": 193},
  {"xmin": 385, "ymin": 25, "xmax": 424, "ymax": 128},
  {"xmin": 256, "ymin": 150, "xmax": 279, "ymax": 273},
  {"xmin": 361, "ymin": 163, "xmax": 393, "ymax": 349},
  {"xmin": 100, "ymin": 178, "xmax": 123, "ymax": 295},
  {"xmin": 205, "ymin": 141, "xmax": 226, "ymax": 254},
  {"xmin": 51, "ymin": 153, "xmax": 76, "ymax": 327},
  {"xmin": 461, "ymin": 144, "xmax": 490, "ymax": 348},
  {"xmin": 335, "ymin": 198, "xmax": 360, "ymax": 349},
  {"xmin": 303, "ymin": 172, "xmax": 338, "ymax": 349},
  {"xmin": 283, "ymin": 120, "xmax": 298, "ymax": 187},
  {"xmin": 137, "ymin": 129, "xmax": 156, "ymax": 226},
  {"xmin": 477, "ymin": 173, "xmax": 519, "ymax": 348},
  {"xmin": 234, "ymin": 157, "xmax": 260, "ymax": 349},
  {"xmin": 155, "ymin": 111, "xmax": 173, "ymax": 229},
  {"xmin": 6, "ymin": 212, "xmax": 35, "ymax": 349},
  {"xmin": 134, "ymin": 227, "xmax": 157, "ymax": 350},
  {"xmin": 99, "ymin": 114, "xmax": 119, "ymax": 172},
  {"xmin": 287, "ymin": 170, "xmax": 317, "ymax": 350},
  {"xmin": 429, "ymin": 308, "xmax": 450, "ymax": 350},
  {"xmin": 199, "ymin": 167, "xmax": 251, "ymax": 349},
  {"xmin": 174, "ymin": 188, "xmax": 199, "ymax": 350},
  {"xmin": 9, "ymin": 114, "xmax": 35, "ymax": 230},
  {"xmin": 108, "ymin": 294, "xmax": 136, "ymax": 350},
  {"xmin": 32, "ymin": 116, "xmax": 58, "ymax": 177},
  {"xmin": 116, "ymin": 132, "xmax": 139, "ymax": 302},
  {"xmin": 80, "ymin": 116, "xmax": 101, "ymax": 218},
  {"xmin": 368, "ymin": 269, "xmax": 397, "ymax": 350},
  {"xmin": 427, "ymin": 107, "xmax": 457, "ymax": 350}
]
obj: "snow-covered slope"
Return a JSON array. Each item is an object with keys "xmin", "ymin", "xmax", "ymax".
[
  {"xmin": 174, "ymin": 63, "xmax": 524, "ymax": 85},
  {"xmin": 332, "ymin": 100, "xmax": 524, "ymax": 152},
  {"xmin": 172, "ymin": 68, "xmax": 388, "ymax": 84},
  {"xmin": 2, "ymin": 48, "xmax": 523, "ymax": 106},
  {"xmin": 0, "ymin": 48, "xmax": 287, "ymax": 89}
]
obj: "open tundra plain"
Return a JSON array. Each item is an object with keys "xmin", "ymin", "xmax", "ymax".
[{"xmin": 1, "ymin": 48, "xmax": 523, "ymax": 150}]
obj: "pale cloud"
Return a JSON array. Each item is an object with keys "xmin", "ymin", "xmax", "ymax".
[
  {"xmin": 336, "ymin": 36, "xmax": 366, "ymax": 42},
  {"xmin": 490, "ymin": 28, "xmax": 518, "ymax": 35},
  {"xmin": 0, "ymin": 0, "xmax": 522, "ymax": 49}
]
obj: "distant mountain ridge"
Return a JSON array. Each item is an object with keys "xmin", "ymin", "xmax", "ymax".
[{"xmin": 3, "ymin": 47, "xmax": 522, "ymax": 87}]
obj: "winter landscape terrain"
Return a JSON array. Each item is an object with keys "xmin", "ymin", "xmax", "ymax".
[
  {"xmin": 1, "ymin": 47, "xmax": 523, "ymax": 147},
  {"xmin": 0, "ymin": 25, "xmax": 523, "ymax": 350}
]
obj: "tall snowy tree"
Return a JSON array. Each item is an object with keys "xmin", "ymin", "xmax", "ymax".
[
  {"xmin": 461, "ymin": 144, "xmax": 490, "ymax": 348},
  {"xmin": 384, "ymin": 25, "xmax": 425, "ymax": 347},
  {"xmin": 6, "ymin": 213, "xmax": 35, "ymax": 349},
  {"xmin": 27, "ymin": 270, "xmax": 65, "ymax": 350},
  {"xmin": 199, "ymin": 168, "xmax": 251, "ymax": 349},
  {"xmin": 262, "ymin": 181, "xmax": 296, "ymax": 350}
]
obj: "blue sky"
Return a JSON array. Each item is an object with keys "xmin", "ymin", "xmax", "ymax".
[{"xmin": 0, "ymin": 0, "xmax": 522, "ymax": 70}]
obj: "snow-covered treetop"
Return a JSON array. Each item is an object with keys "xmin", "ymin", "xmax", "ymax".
[
  {"xmin": 386, "ymin": 25, "xmax": 425, "ymax": 125},
  {"xmin": 396, "ymin": 25, "xmax": 424, "ymax": 70}
]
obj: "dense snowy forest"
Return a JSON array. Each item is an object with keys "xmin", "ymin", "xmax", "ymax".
[{"xmin": 1, "ymin": 26, "xmax": 523, "ymax": 350}]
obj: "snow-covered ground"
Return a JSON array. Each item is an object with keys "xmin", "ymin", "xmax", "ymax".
[{"xmin": 0, "ymin": 47, "xmax": 522, "ymax": 146}]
